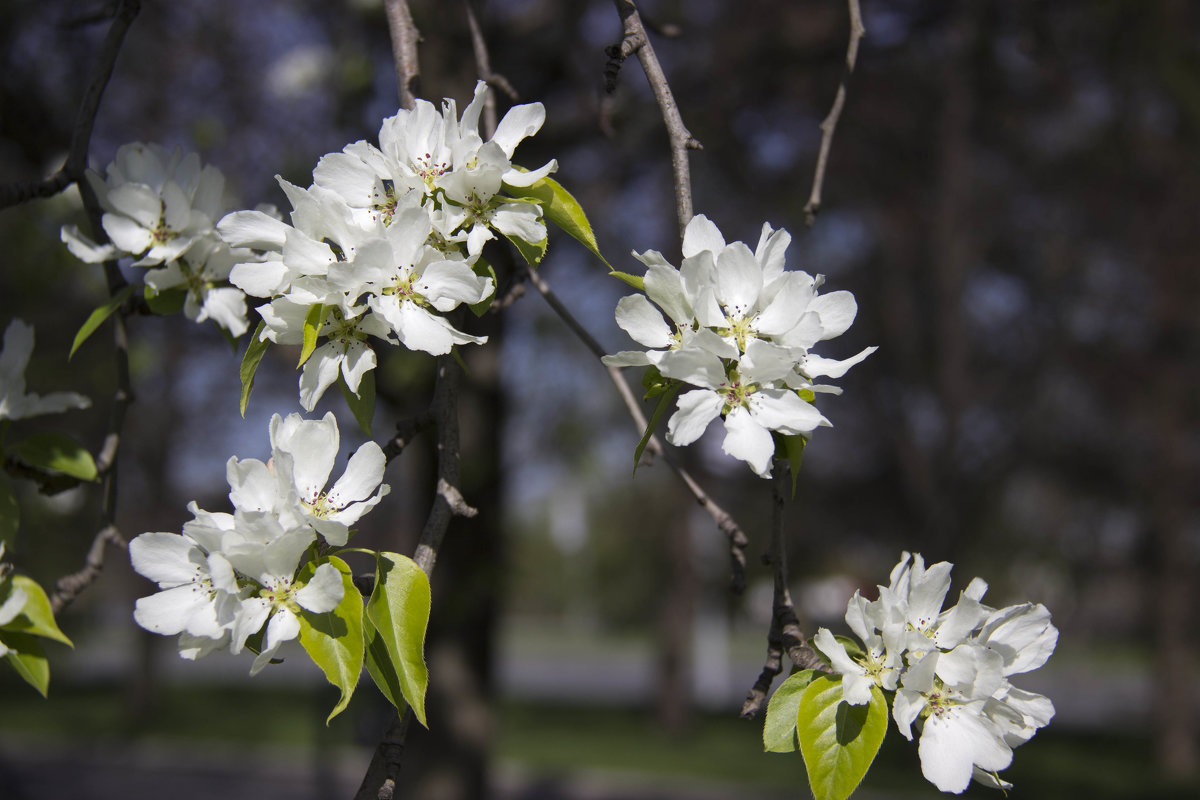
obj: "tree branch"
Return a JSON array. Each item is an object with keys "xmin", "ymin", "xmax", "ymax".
[
  {"xmin": 0, "ymin": 0, "xmax": 141, "ymax": 210},
  {"xmin": 464, "ymin": 0, "xmax": 519, "ymax": 140},
  {"xmin": 802, "ymin": 0, "xmax": 864, "ymax": 227},
  {"xmin": 384, "ymin": 0, "xmax": 421, "ymax": 112},
  {"xmin": 611, "ymin": 0, "xmax": 701, "ymax": 236},
  {"xmin": 740, "ymin": 463, "xmax": 828, "ymax": 718},
  {"xmin": 523, "ymin": 263, "xmax": 748, "ymax": 593}
]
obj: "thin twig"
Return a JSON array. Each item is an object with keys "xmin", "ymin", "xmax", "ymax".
[
  {"xmin": 384, "ymin": 0, "xmax": 421, "ymax": 112},
  {"xmin": 464, "ymin": 0, "xmax": 519, "ymax": 140},
  {"xmin": 524, "ymin": 264, "xmax": 748, "ymax": 592},
  {"xmin": 802, "ymin": 0, "xmax": 864, "ymax": 227},
  {"xmin": 45, "ymin": 0, "xmax": 141, "ymax": 613},
  {"xmin": 611, "ymin": 0, "xmax": 701, "ymax": 236},
  {"xmin": 741, "ymin": 463, "xmax": 828, "ymax": 717},
  {"xmin": 0, "ymin": 0, "xmax": 141, "ymax": 210}
]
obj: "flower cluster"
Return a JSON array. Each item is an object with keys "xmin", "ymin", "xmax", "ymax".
[
  {"xmin": 0, "ymin": 319, "xmax": 90, "ymax": 421},
  {"xmin": 603, "ymin": 215, "xmax": 875, "ymax": 477},
  {"xmin": 217, "ymin": 80, "xmax": 555, "ymax": 411},
  {"xmin": 815, "ymin": 553, "xmax": 1057, "ymax": 794},
  {"xmin": 61, "ymin": 143, "xmax": 252, "ymax": 336},
  {"xmin": 130, "ymin": 412, "xmax": 388, "ymax": 673}
]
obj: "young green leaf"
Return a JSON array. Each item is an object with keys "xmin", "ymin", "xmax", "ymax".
[
  {"xmin": 338, "ymin": 371, "xmax": 375, "ymax": 437},
  {"xmin": 796, "ymin": 676, "xmax": 888, "ymax": 800},
  {"xmin": 296, "ymin": 556, "xmax": 364, "ymax": 724},
  {"xmin": 780, "ymin": 433, "xmax": 807, "ymax": 498},
  {"xmin": 469, "ymin": 257, "xmax": 498, "ymax": 316},
  {"xmin": 298, "ymin": 303, "xmax": 326, "ymax": 367},
  {"xmin": 70, "ymin": 285, "xmax": 133, "ymax": 359},
  {"xmin": 763, "ymin": 669, "xmax": 818, "ymax": 753},
  {"xmin": 0, "ymin": 472, "xmax": 18, "ymax": 547},
  {"xmin": 364, "ymin": 552, "xmax": 432, "ymax": 727},
  {"xmin": 609, "ymin": 271, "xmax": 645, "ymax": 291},
  {"xmin": 633, "ymin": 382, "xmax": 680, "ymax": 473},
  {"xmin": 502, "ymin": 176, "xmax": 611, "ymax": 268},
  {"xmin": 5, "ymin": 576, "xmax": 72, "ymax": 647},
  {"xmin": 505, "ymin": 232, "xmax": 548, "ymax": 268},
  {"xmin": 1, "ymin": 631, "xmax": 49, "ymax": 696},
  {"xmin": 143, "ymin": 286, "xmax": 187, "ymax": 315},
  {"xmin": 239, "ymin": 322, "xmax": 270, "ymax": 417},
  {"xmin": 8, "ymin": 432, "xmax": 98, "ymax": 482}
]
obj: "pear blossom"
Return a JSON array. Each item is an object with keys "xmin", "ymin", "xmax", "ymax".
[
  {"xmin": 603, "ymin": 214, "xmax": 874, "ymax": 477},
  {"xmin": 0, "ymin": 319, "xmax": 91, "ymax": 421},
  {"xmin": 812, "ymin": 552, "xmax": 1057, "ymax": 794}
]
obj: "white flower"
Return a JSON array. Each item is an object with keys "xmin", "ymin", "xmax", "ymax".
[
  {"xmin": 0, "ymin": 320, "xmax": 91, "ymax": 421},
  {"xmin": 228, "ymin": 412, "xmax": 389, "ymax": 547},
  {"xmin": 603, "ymin": 214, "xmax": 874, "ymax": 477},
  {"xmin": 72, "ymin": 143, "xmax": 226, "ymax": 267},
  {"xmin": 129, "ymin": 527, "xmax": 243, "ymax": 645},
  {"xmin": 144, "ymin": 237, "xmax": 250, "ymax": 336}
]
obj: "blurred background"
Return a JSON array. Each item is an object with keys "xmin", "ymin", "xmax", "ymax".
[{"xmin": 0, "ymin": 1, "xmax": 1197, "ymax": 798}]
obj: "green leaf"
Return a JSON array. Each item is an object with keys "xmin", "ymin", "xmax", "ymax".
[
  {"xmin": 364, "ymin": 552, "xmax": 432, "ymax": 727},
  {"xmin": 70, "ymin": 285, "xmax": 133, "ymax": 359},
  {"xmin": 338, "ymin": 370, "xmax": 375, "ymax": 437},
  {"xmin": 781, "ymin": 433, "xmax": 807, "ymax": 498},
  {"xmin": 4, "ymin": 576, "xmax": 72, "ymax": 647},
  {"xmin": 296, "ymin": 556, "xmax": 364, "ymax": 724},
  {"xmin": 1, "ymin": 632, "xmax": 49, "ymax": 696},
  {"xmin": 502, "ymin": 176, "xmax": 611, "ymax": 268},
  {"xmin": 763, "ymin": 669, "xmax": 818, "ymax": 753},
  {"xmin": 505, "ymin": 232, "xmax": 548, "ymax": 267},
  {"xmin": 796, "ymin": 676, "xmax": 888, "ymax": 800},
  {"xmin": 469, "ymin": 258, "xmax": 497, "ymax": 316},
  {"xmin": 633, "ymin": 382, "xmax": 680, "ymax": 474},
  {"xmin": 143, "ymin": 285, "xmax": 187, "ymax": 315},
  {"xmin": 239, "ymin": 322, "xmax": 270, "ymax": 417},
  {"xmin": 8, "ymin": 433, "xmax": 98, "ymax": 482},
  {"xmin": 298, "ymin": 304, "xmax": 326, "ymax": 367},
  {"xmin": 609, "ymin": 271, "xmax": 645, "ymax": 291},
  {"xmin": 0, "ymin": 472, "xmax": 18, "ymax": 547}
]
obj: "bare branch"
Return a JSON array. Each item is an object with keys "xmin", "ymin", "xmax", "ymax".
[
  {"xmin": 464, "ymin": 0, "xmax": 519, "ymax": 140},
  {"xmin": 50, "ymin": 525, "xmax": 125, "ymax": 614},
  {"xmin": 611, "ymin": 0, "xmax": 702, "ymax": 236},
  {"xmin": 741, "ymin": 463, "xmax": 829, "ymax": 717},
  {"xmin": 0, "ymin": 0, "xmax": 141, "ymax": 210},
  {"xmin": 524, "ymin": 263, "xmax": 749, "ymax": 592},
  {"xmin": 384, "ymin": 0, "xmax": 421, "ymax": 112},
  {"xmin": 803, "ymin": 0, "xmax": 865, "ymax": 227}
]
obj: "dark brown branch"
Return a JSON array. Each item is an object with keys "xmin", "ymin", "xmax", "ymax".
[
  {"xmin": 464, "ymin": 0, "xmax": 519, "ymax": 140},
  {"xmin": 384, "ymin": 0, "xmax": 421, "ymax": 112},
  {"xmin": 611, "ymin": 0, "xmax": 701, "ymax": 236},
  {"xmin": 50, "ymin": 525, "xmax": 125, "ymax": 614},
  {"xmin": 740, "ymin": 463, "xmax": 828, "ymax": 718},
  {"xmin": 356, "ymin": 355, "xmax": 475, "ymax": 800},
  {"xmin": 382, "ymin": 415, "xmax": 431, "ymax": 464},
  {"xmin": 0, "ymin": 0, "xmax": 141, "ymax": 210},
  {"xmin": 802, "ymin": 0, "xmax": 864, "ymax": 227},
  {"xmin": 524, "ymin": 263, "xmax": 749, "ymax": 593}
]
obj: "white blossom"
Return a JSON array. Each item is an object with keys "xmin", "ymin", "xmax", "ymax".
[{"xmin": 0, "ymin": 319, "xmax": 90, "ymax": 421}]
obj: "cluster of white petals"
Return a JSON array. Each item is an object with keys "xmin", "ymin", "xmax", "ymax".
[
  {"xmin": 815, "ymin": 553, "xmax": 1058, "ymax": 794},
  {"xmin": 0, "ymin": 319, "xmax": 90, "ymax": 421},
  {"xmin": 130, "ymin": 412, "xmax": 387, "ymax": 673},
  {"xmin": 218, "ymin": 81, "xmax": 553, "ymax": 411},
  {"xmin": 603, "ymin": 215, "xmax": 875, "ymax": 477},
  {"xmin": 60, "ymin": 143, "xmax": 252, "ymax": 336}
]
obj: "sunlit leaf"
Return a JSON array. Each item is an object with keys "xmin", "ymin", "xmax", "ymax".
[
  {"xmin": 296, "ymin": 556, "xmax": 364, "ymax": 724},
  {"xmin": 633, "ymin": 382, "xmax": 680, "ymax": 474},
  {"xmin": 505, "ymin": 232, "xmax": 548, "ymax": 268},
  {"xmin": 298, "ymin": 303, "xmax": 326, "ymax": 368},
  {"xmin": 796, "ymin": 676, "xmax": 887, "ymax": 800},
  {"xmin": 5, "ymin": 576, "xmax": 72, "ymax": 647},
  {"xmin": 503, "ymin": 176, "xmax": 610, "ymax": 268},
  {"xmin": 1, "ymin": 632, "xmax": 49, "ymax": 696},
  {"xmin": 763, "ymin": 669, "xmax": 818, "ymax": 753},
  {"xmin": 364, "ymin": 552, "xmax": 431, "ymax": 727},
  {"xmin": 609, "ymin": 271, "xmax": 645, "ymax": 291},
  {"xmin": 9, "ymin": 433, "xmax": 97, "ymax": 482},
  {"xmin": 239, "ymin": 321, "xmax": 270, "ymax": 417},
  {"xmin": 70, "ymin": 286, "xmax": 133, "ymax": 359}
]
